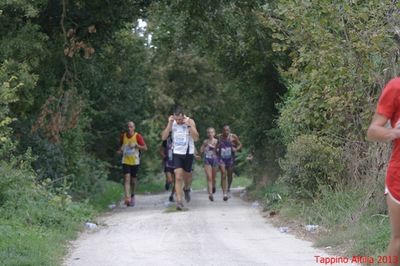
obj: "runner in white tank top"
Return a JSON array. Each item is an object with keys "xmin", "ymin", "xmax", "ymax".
[
  {"xmin": 171, "ymin": 121, "xmax": 195, "ymax": 155},
  {"xmin": 161, "ymin": 107, "xmax": 199, "ymax": 210}
]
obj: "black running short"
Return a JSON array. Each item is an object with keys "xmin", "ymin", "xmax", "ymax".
[
  {"xmin": 173, "ymin": 153, "xmax": 194, "ymax": 173},
  {"xmin": 122, "ymin": 164, "xmax": 139, "ymax": 177}
]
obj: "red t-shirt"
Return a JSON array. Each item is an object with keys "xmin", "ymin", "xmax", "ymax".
[{"xmin": 377, "ymin": 77, "xmax": 400, "ymax": 167}]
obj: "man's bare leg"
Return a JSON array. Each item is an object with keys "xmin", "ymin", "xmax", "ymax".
[
  {"xmin": 387, "ymin": 194, "xmax": 400, "ymax": 265},
  {"xmin": 174, "ymin": 168, "xmax": 184, "ymax": 209},
  {"xmin": 124, "ymin": 173, "xmax": 131, "ymax": 205},
  {"xmin": 130, "ymin": 177, "xmax": 137, "ymax": 194},
  {"xmin": 220, "ymin": 165, "xmax": 228, "ymax": 201},
  {"xmin": 227, "ymin": 166, "xmax": 234, "ymax": 192},
  {"xmin": 183, "ymin": 170, "xmax": 192, "ymax": 202},
  {"xmin": 130, "ymin": 176, "xmax": 137, "ymax": 206}
]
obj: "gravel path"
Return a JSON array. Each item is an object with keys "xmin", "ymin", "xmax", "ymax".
[{"xmin": 63, "ymin": 188, "xmax": 353, "ymax": 266}]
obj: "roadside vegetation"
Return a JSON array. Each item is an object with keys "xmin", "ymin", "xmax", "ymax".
[{"xmin": 1, "ymin": 0, "xmax": 398, "ymax": 264}]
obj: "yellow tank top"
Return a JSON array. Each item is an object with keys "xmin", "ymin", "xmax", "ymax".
[{"xmin": 122, "ymin": 133, "xmax": 140, "ymax": 165}]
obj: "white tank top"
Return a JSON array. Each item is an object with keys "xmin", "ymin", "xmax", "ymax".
[{"xmin": 172, "ymin": 121, "xmax": 195, "ymax": 155}]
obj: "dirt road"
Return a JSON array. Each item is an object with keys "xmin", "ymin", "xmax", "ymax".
[{"xmin": 64, "ymin": 189, "xmax": 352, "ymax": 266}]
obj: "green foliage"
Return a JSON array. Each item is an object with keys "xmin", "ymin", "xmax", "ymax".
[
  {"xmin": 83, "ymin": 27, "xmax": 152, "ymax": 180},
  {"xmin": 149, "ymin": 0, "xmax": 287, "ymax": 183},
  {"xmin": 264, "ymin": 0, "xmax": 399, "ymax": 208},
  {"xmin": 0, "ymin": 68, "xmax": 18, "ymax": 150},
  {"xmin": 0, "ymin": 1, "xmax": 47, "ymax": 118},
  {"xmin": 0, "ymin": 0, "xmax": 154, "ymax": 192},
  {"xmin": 0, "ymin": 222, "xmax": 60, "ymax": 266},
  {"xmin": 147, "ymin": 48, "xmax": 236, "ymax": 176},
  {"xmin": 61, "ymin": 122, "xmax": 110, "ymax": 198},
  {"xmin": 150, "ymin": 50, "xmax": 226, "ymax": 130},
  {"xmin": 279, "ymin": 134, "xmax": 344, "ymax": 198},
  {"xmin": 0, "ymin": 1, "xmax": 153, "ymax": 264},
  {"xmin": 0, "ymin": 148, "xmax": 95, "ymax": 265},
  {"xmin": 0, "ymin": 150, "xmax": 91, "ymax": 223},
  {"xmin": 308, "ymin": 186, "xmax": 389, "ymax": 256},
  {"xmin": 0, "ymin": 59, "xmax": 38, "ymax": 135},
  {"xmin": 89, "ymin": 180, "xmax": 122, "ymax": 211},
  {"xmin": 260, "ymin": 182, "xmax": 389, "ymax": 257},
  {"xmin": 350, "ymin": 215, "xmax": 390, "ymax": 257},
  {"xmin": 1, "ymin": 0, "xmax": 397, "ymax": 262},
  {"xmin": 270, "ymin": 1, "xmax": 396, "ymax": 143},
  {"xmin": 0, "ymin": 210, "xmax": 93, "ymax": 266},
  {"xmin": 0, "ymin": 0, "xmax": 47, "ymax": 18},
  {"xmin": 303, "ymin": 185, "xmax": 365, "ymax": 226}
]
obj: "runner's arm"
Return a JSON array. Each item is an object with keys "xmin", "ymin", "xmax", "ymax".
[
  {"xmin": 194, "ymin": 147, "xmax": 201, "ymax": 160},
  {"xmin": 199, "ymin": 140, "xmax": 207, "ymax": 154},
  {"xmin": 233, "ymin": 134, "xmax": 243, "ymax": 152},
  {"xmin": 215, "ymin": 137, "xmax": 220, "ymax": 153},
  {"xmin": 367, "ymin": 113, "xmax": 400, "ymax": 141},
  {"xmin": 136, "ymin": 134, "xmax": 148, "ymax": 151},
  {"xmin": 159, "ymin": 144, "xmax": 166, "ymax": 158},
  {"xmin": 161, "ymin": 116, "xmax": 174, "ymax": 140},
  {"xmin": 187, "ymin": 119, "xmax": 199, "ymax": 141}
]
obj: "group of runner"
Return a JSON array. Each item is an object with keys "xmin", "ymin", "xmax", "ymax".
[
  {"xmin": 160, "ymin": 107, "xmax": 242, "ymax": 210},
  {"xmin": 116, "ymin": 77, "xmax": 400, "ymax": 257},
  {"xmin": 198, "ymin": 126, "xmax": 242, "ymax": 202},
  {"xmin": 118, "ymin": 107, "xmax": 242, "ymax": 210}
]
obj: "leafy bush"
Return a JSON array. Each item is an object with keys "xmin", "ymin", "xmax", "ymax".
[
  {"xmin": 0, "ymin": 149, "xmax": 96, "ymax": 265},
  {"xmin": 279, "ymin": 134, "xmax": 344, "ymax": 198},
  {"xmin": 0, "ymin": 149, "xmax": 93, "ymax": 225}
]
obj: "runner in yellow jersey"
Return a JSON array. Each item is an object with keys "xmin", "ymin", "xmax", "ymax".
[{"xmin": 117, "ymin": 121, "xmax": 147, "ymax": 206}]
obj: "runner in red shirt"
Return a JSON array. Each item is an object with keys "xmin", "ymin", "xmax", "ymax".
[{"xmin": 367, "ymin": 77, "xmax": 400, "ymax": 260}]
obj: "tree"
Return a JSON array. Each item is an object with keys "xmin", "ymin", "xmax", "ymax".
[{"xmin": 148, "ymin": 0, "xmax": 287, "ymax": 180}]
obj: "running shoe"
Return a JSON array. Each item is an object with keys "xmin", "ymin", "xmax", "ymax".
[
  {"xmin": 184, "ymin": 188, "xmax": 191, "ymax": 203},
  {"xmin": 169, "ymin": 195, "xmax": 174, "ymax": 202},
  {"xmin": 176, "ymin": 201, "xmax": 184, "ymax": 211},
  {"xmin": 208, "ymin": 194, "xmax": 214, "ymax": 202},
  {"xmin": 223, "ymin": 194, "xmax": 228, "ymax": 201}
]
